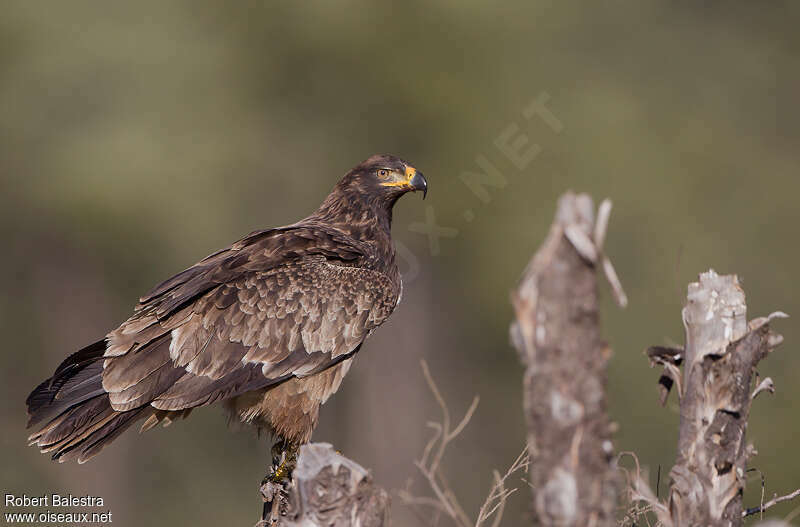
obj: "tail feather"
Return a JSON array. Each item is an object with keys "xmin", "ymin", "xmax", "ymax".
[
  {"xmin": 26, "ymin": 340, "xmax": 107, "ymax": 427},
  {"xmin": 52, "ymin": 339, "xmax": 107, "ymax": 380},
  {"xmin": 29, "ymin": 395, "xmax": 112, "ymax": 447},
  {"xmin": 27, "ymin": 339, "xmax": 151, "ymax": 463},
  {"xmin": 53, "ymin": 407, "xmax": 148, "ymax": 464}
]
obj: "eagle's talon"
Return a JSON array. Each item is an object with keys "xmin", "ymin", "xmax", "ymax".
[{"xmin": 263, "ymin": 442, "xmax": 298, "ymax": 489}]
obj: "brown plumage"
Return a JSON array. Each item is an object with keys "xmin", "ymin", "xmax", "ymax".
[{"xmin": 26, "ymin": 154, "xmax": 427, "ymax": 464}]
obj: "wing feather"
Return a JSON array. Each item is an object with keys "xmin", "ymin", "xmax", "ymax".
[{"xmin": 101, "ymin": 226, "xmax": 398, "ymax": 415}]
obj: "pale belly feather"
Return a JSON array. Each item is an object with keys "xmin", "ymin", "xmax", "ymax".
[{"xmin": 223, "ymin": 357, "xmax": 354, "ymax": 445}]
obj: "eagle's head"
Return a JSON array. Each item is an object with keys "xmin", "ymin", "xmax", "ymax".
[
  {"xmin": 313, "ymin": 154, "xmax": 427, "ymax": 235},
  {"xmin": 340, "ymin": 154, "xmax": 427, "ymax": 203}
]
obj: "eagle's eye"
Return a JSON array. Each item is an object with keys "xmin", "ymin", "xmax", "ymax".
[{"xmin": 376, "ymin": 169, "xmax": 390, "ymax": 179}]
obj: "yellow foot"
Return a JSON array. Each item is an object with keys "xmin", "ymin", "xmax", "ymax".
[
  {"xmin": 268, "ymin": 458, "xmax": 291, "ymax": 483},
  {"xmin": 264, "ymin": 443, "xmax": 298, "ymax": 485}
]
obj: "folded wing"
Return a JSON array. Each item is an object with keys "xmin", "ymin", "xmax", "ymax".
[{"xmin": 102, "ymin": 227, "xmax": 398, "ymax": 416}]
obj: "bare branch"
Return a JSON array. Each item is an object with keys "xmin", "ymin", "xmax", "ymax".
[
  {"xmin": 744, "ymin": 488, "xmax": 800, "ymax": 518},
  {"xmin": 751, "ymin": 377, "xmax": 775, "ymax": 400},
  {"xmin": 448, "ymin": 396, "xmax": 480, "ymax": 442}
]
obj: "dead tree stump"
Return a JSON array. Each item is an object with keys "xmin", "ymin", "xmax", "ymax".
[
  {"xmin": 647, "ymin": 270, "xmax": 787, "ymax": 526},
  {"xmin": 260, "ymin": 442, "xmax": 389, "ymax": 527},
  {"xmin": 510, "ymin": 191, "xmax": 624, "ymax": 526}
]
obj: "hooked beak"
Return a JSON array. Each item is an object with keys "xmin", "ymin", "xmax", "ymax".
[{"xmin": 409, "ymin": 170, "xmax": 427, "ymax": 199}]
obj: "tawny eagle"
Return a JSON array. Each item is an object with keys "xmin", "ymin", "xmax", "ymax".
[{"xmin": 26, "ymin": 154, "xmax": 427, "ymax": 476}]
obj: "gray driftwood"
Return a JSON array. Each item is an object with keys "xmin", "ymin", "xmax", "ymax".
[
  {"xmin": 647, "ymin": 270, "xmax": 787, "ymax": 526},
  {"xmin": 261, "ymin": 443, "xmax": 389, "ymax": 527},
  {"xmin": 510, "ymin": 191, "xmax": 624, "ymax": 526}
]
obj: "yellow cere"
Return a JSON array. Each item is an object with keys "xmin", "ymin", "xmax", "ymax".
[{"xmin": 380, "ymin": 166, "xmax": 416, "ymax": 188}]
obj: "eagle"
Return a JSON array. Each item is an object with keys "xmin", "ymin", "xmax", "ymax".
[{"xmin": 26, "ymin": 154, "xmax": 427, "ymax": 484}]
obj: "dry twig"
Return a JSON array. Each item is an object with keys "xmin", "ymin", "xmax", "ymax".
[
  {"xmin": 475, "ymin": 448, "xmax": 530, "ymax": 527},
  {"xmin": 743, "ymin": 488, "xmax": 800, "ymax": 518},
  {"xmin": 399, "ymin": 360, "xmax": 528, "ymax": 527},
  {"xmin": 617, "ymin": 451, "xmax": 667, "ymax": 527}
]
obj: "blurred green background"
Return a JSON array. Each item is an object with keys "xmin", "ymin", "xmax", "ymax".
[{"xmin": 2, "ymin": 1, "xmax": 799, "ymax": 525}]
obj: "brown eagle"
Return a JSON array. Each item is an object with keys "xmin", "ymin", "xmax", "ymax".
[{"xmin": 26, "ymin": 154, "xmax": 426, "ymax": 479}]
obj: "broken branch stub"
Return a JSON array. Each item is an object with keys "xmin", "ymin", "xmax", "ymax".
[
  {"xmin": 650, "ymin": 271, "xmax": 786, "ymax": 527},
  {"xmin": 510, "ymin": 191, "xmax": 623, "ymax": 527}
]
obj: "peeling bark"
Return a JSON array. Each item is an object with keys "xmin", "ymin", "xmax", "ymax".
[
  {"xmin": 510, "ymin": 191, "xmax": 622, "ymax": 526},
  {"xmin": 647, "ymin": 271, "xmax": 786, "ymax": 527}
]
